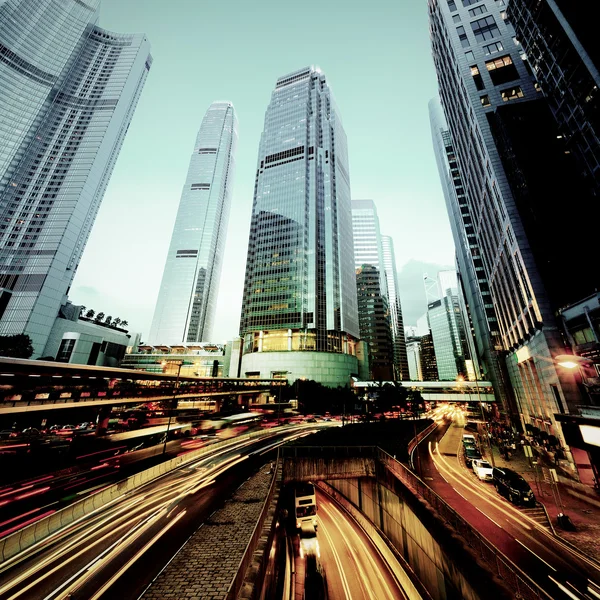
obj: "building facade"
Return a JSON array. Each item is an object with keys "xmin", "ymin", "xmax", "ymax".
[
  {"xmin": 508, "ymin": 0, "xmax": 600, "ymax": 198},
  {"xmin": 0, "ymin": 0, "xmax": 151, "ymax": 356},
  {"xmin": 239, "ymin": 67, "xmax": 360, "ymax": 387},
  {"xmin": 381, "ymin": 235, "xmax": 410, "ymax": 380},
  {"xmin": 406, "ymin": 338, "xmax": 423, "ymax": 381},
  {"xmin": 351, "ymin": 200, "xmax": 394, "ymax": 380},
  {"xmin": 428, "ymin": 0, "xmax": 590, "ymax": 473},
  {"xmin": 148, "ymin": 102, "xmax": 237, "ymax": 345}
]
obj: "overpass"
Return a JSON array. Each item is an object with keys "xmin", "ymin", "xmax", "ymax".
[
  {"xmin": 352, "ymin": 379, "xmax": 496, "ymax": 403},
  {"xmin": 0, "ymin": 357, "xmax": 284, "ymax": 414}
]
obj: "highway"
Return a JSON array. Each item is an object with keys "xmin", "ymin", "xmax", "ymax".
[
  {"xmin": 0, "ymin": 426, "xmax": 316, "ymax": 600},
  {"xmin": 295, "ymin": 489, "xmax": 408, "ymax": 600},
  {"xmin": 415, "ymin": 407, "xmax": 600, "ymax": 600}
]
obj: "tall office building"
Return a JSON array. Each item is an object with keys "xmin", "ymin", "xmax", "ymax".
[
  {"xmin": 428, "ymin": 0, "xmax": 595, "ymax": 472},
  {"xmin": 351, "ymin": 200, "xmax": 394, "ymax": 380},
  {"xmin": 149, "ymin": 102, "xmax": 237, "ymax": 345},
  {"xmin": 0, "ymin": 0, "xmax": 151, "ymax": 356},
  {"xmin": 406, "ymin": 338, "xmax": 423, "ymax": 381},
  {"xmin": 508, "ymin": 0, "xmax": 600, "ymax": 198},
  {"xmin": 239, "ymin": 67, "xmax": 361, "ymax": 387},
  {"xmin": 381, "ymin": 236, "xmax": 409, "ymax": 380},
  {"xmin": 430, "ymin": 98, "xmax": 512, "ymax": 408}
]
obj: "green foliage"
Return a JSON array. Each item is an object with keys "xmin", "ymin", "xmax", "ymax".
[
  {"xmin": 0, "ymin": 334, "xmax": 34, "ymax": 359},
  {"xmin": 294, "ymin": 379, "xmax": 356, "ymax": 415}
]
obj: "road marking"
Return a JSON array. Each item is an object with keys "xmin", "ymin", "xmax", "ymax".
[
  {"xmin": 549, "ymin": 576, "xmax": 585, "ymax": 600},
  {"xmin": 588, "ymin": 580, "xmax": 600, "ymax": 599},
  {"xmin": 515, "ymin": 539, "xmax": 557, "ymax": 571},
  {"xmin": 475, "ymin": 506, "xmax": 502, "ymax": 529},
  {"xmin": 318, "ymin": 506, "xmax": 352, "ymax": 600}
]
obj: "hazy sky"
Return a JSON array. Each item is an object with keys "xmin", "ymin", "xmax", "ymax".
[{"xmin": 70, "ymin": 0, "xmax": 456, "ymax": 342}]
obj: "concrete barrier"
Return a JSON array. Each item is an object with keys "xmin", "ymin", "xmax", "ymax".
[{"xmin": 0, "ymin": 427, "xmax": 287, "ymax": 563}]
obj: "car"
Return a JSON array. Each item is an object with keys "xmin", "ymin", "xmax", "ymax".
[
  {"xmin": 0, "ymin": 429, "xmax": 18, "ymax": 440},
  {"xmin": 472, "ymin": 459, "xmax": 493, "ymax": 481},
  {"xmin": 21, "ymin": 427, "xmax": 41, "ymax": 437},
  {"xmin": 299, "ymin": 522, "xmax": 320, "ymax": 558},
  {"xmin": 464, "ymin": 447, "xmax": 482, "ymax": 467},
  {"xmin": 76, "ymin": 422, "xmax": 92, "ymax": 430},
  {"xmin": 462, "ymin": 433, "xmax": 476, "ymax": 446},
  {"xmin": 492, "ymin": 467, "xmax": 536, "ymax": 506}
]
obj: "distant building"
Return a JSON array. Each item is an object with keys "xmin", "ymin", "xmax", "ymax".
[
  {"xmin": 121, "ymin": 343, "xmax": 226, "ymax": 378},
  {"xmin": 148, "ymin": 102, "xmax": 238, "ymax": 345},
  {"xmin": 238, "ymin": 67, "xmax": 361, "ymax": 387},
  {"xmin": 43, "ymin": 303, "xmax": 135, "ymax": 367},
  {"xmin": 420, "ymin": 333, "xmax": 438, "ymax": 381},
  {"xmin": 406, "ymin": 339, "xmax": 423, "ymax": 381},
  {"xmin": 0, "ymin": 0, "xmax": 151, "ymax": 356},
  {"xmin": 352, "ymin": 200, "xmax": 394, "ymax": 380}
]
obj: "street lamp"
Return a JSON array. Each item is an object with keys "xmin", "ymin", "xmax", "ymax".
[{"xmin": 162, "ymin": 360, "xmax": 184, "ymax": 456}]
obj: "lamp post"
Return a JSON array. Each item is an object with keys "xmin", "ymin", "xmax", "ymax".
[{"xmin": 162, "ymin": 360, "xmax": 183, "ymax": 456}]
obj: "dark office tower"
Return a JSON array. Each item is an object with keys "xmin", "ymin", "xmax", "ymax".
[
  {"xmin": 508, "ymin": 0, "xmax": 600, "ymax": 197},
  {"xmin": 429, "ymin": 99, "xmax": 513, "ymax": 411},
  {"xmin": 355, "ymin": 265, "xmax": 394, "ymax": 381},
  {"xmin": 420, "ymin": 333, "xmax": 439, "ymax": 382},
  {"xmin": 351, "ymin": 200, "xmax": 395, "ymax": 381},
  {"xmin": 428, "ymin": 0, "xmax": 593, "ymax": 475},
  {"xmin": 239, "ymin": 67, "xmax": 361, "ymax": 387},
  {"xmin": 0, "ymin": 0, "xmax": 151, "ymax": 356},
  {"xmin": 381, "ymin": 236, "xmax": 410, "ymax": 380}
]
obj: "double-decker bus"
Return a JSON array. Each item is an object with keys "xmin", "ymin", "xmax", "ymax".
[{"xmin": 295, "ymin": 482, "xmax": 317, "ymax": 529}]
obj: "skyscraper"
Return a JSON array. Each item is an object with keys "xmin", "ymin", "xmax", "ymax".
[
  {"xmin": 239, "ymin": 67, "xmax": 361, "ymax": 387},
  {"xmin": 0, "ymin": 0, "xmax": 151, "ymax": 356},
  {"xmin": 381, "ymin": 235, "xmax": 410, "ymax": 380},
  {"xmin": 149, "ymin": 102, "xmax": 237, "ymax": 345},
  {"xmin": 351, "ymin": 200, "xmax": 394, "ymax": 380},
  {"xmin": 428, "ymin": 0, "xmax": 594, "ymax": 472}
]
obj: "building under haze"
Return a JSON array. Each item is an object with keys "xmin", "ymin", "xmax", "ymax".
[
  {"xmin": 148, "ymin": 102, "xmax": 237, "ymax": 345},
  {"xmin": 0, "ymin": 0, "xmax": 151, "ymax": 357},
  {"xmin": 429, "ymin": 0, "xmax": 600, "ymax": 475},
  {"xmin": 351, "ymin": 200, "xmax": 394, "ymax": 380},
  {"xmin": 239, "ymin": 67, "xmax": 361, "ymax": 387},
  {"xmin": 381, "ymin": 235, "xmax": 410, "ymax": 380}
]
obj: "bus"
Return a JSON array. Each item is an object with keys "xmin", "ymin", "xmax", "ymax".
[
  {"xmin": 202, "ymin": 412, "xmax": 263, "ymax": 439},
  {"xmin": 295, "ymin": 482, "xmax": 317, "ymax": 529}
]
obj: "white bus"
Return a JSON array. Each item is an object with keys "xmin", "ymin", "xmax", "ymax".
[{"xmin": 295, "ymin": 482, "xmax": 317, "ymax": 529}]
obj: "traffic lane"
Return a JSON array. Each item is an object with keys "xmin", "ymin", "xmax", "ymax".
[
  {"xmin": 429, "ymin": 437, "xmax": 600, "ymax": 599},
  {"xmin": 418, "ymin": 423, "xmax": 598, "ymax": 600},
  {"xmin": 0, "ymin": 430, "xmax": 308, "ymax": 599},
  {"xmin": 315, "ymin": 489, "xmax": 407, "ymax": 600}
]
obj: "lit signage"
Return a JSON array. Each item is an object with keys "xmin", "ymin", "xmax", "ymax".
[
  {"xmin": 516, "ymin": 346, "xmax": 531, "ymax": 363},
  {"xmin": 580, "ymin": 424, "xmax": 600, "ymax": 448}
]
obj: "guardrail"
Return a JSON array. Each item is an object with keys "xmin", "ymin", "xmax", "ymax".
[
  {"xmin": 378, "ymin": 449, "xmax": 547, "ymax": 600},
  {"xmin": 408, "ymin": 421, "xmax": 438, "ymax": 470},
  {"xmin": 226, "ymin": 453, "xmax": 282, "ymax": 600},
  {"xmin": 0, "ymin": 427, "xmax": 291, "ymax": 564},
  {"xmin": 280, "ymin": 445, "xmax": 377, "ymax": 458}
]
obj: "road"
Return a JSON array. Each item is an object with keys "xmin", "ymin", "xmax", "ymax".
[
  {"xmin": 0, "ymin": 426, "xmax": 317, "ymax": 600},
  {"xmin": 296, "ymin": 489, "xmax": 407, "ymax": 600},
  {"xmin": 415, "ymin": 414, "xmax": 600, "ymax": 600}
]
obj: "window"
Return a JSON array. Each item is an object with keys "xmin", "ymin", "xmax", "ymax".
[
  {"xmin": 57, "ymin": 338, "xmax": 76, "ymax": 362},
  {"xmin": 471, "ymin": 16, "xmax": 500, "ymax": 42},
  {"xmin": 483, "ymin": 41, "xmax": 503, "ymax": 55},
  {"xmin": 457, "ymin": 26, "xmax": 469, "ymax": 48},
  {"xmin": 468, "ymin": 5, "xmax": 487, "ymax": 17},
  {"xmin": 462, "ymin": 0, "xmax": 479, "ymax": 5},
  {"xmin": 485, "ymin": 54, "xmax": 519, "ymax": 85},
  {"xmin": 501, "ymin": 86, "xmax": 524, "ymax": 101},
  {"xmin": 481, "ymin": 95, "xmax": 491, "ymax": 107},
  {"xmin": 471, "ymin": 65, "xmax": 485, "ymax": 90},
  {"xmin": 465, "ymin": 50, "xmax": 474, "ymax": 60},
  {"xmin": 448, "ymin": 0, "xmax": 457, "ymax": 11},
  {"xmin": 453, "ymin": 14, "xmax": 461, "ymax": 22}
]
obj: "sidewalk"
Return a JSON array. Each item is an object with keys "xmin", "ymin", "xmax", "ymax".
[{"xmin": 477, "ymin": 429, "xmax": 600, "ymax": 564}]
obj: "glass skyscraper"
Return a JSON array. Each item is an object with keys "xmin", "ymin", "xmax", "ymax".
[
  {"xmin": 149, "ymin": 102, "xmax": 237, "ymax": 345},
  {"xmin": 239, "ymin": 67, "xmax": 360, "ymax": 387},
  {"xmin": 0, "ymin": 0, "xmax": 151, "ymax": 355}
]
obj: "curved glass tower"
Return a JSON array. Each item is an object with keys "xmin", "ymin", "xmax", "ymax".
[
  {"xmin": 239, "ymin": 67, "xmax": 360, "ymax": 387},
  {"xmin": 149, "ymin": 102, "xmax": 237, "ymax": 345},
  {"xmin": 0, "ymin": 0, "xmax": 151, "ymax": 355}
]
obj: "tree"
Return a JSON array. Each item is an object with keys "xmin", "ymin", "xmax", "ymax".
[
  {"xmin": 104, "ymin": 315, "xmax": 112, "ymax": 326},
  {"xmin": 79, "ymin": 306, "xmax": 86, "ymax": 316},
  {"xmin": 120, "ymin": 321, "xmax": 129, "ymax": 328},
  {"xmin": 85, "ymin": 309, "xmax": 95, "ymax": 319},
  {"xmin": 375, "ymin": 382, "xmax": 409, "ymax": 418},
  {"xmin": 112, "ymin": 318, "xmax": 121, "ymax": 328},
  {"xmin": 94, "ymin": 312, "xmax": 105, "ymax": 322},
  {"xmin": 0, "ymin": 334, "xmax": 34, "ymax": 359}
]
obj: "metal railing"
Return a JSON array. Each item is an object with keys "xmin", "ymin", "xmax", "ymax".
[
  {"xmin": 280, "ymin": 445, "xmax": 378, "ymax": 458},
  {"xmin": 378, "ymin": 449, "xmax": 548, "ymax": 600},
  {"xmin": 226, "ymin": 452, "xmax": 282, "ymax": 600}
]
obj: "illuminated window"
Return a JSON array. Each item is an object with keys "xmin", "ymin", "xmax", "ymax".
[
  {"xmin": 480, "ymin": 95, "xmax": 491, "ymax": 107},
  {"xmin": 501, "ymin": 86, "xmax": 524, "ymax": 101}
]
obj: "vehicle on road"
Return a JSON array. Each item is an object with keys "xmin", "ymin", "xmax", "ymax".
[
  {"xmin": 299, "ymin": 522, "xmax": 320, "ymax": 558},
  {"xmin": 295, "ymin": 482, "xmax": 318, "ymax": 529},
  {"xmin": 464, "ymin": 446, "xmax": 482, "ymax": 467},
  {"xmin": 472, "ymin": 459, "xmax": 493, "ymax": 481},
  {"xmin": 492, "ymin": 467, "xmax": 536, "ymax": 505}
]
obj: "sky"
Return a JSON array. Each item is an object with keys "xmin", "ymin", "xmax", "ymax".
[{"xmin": 70, "ymin": 0, "xmax": 456, "ymax": 342}]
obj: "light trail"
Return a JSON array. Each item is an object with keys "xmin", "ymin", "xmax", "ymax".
[
  {"xmin": 318, "ymin": 511, "xmax": 352, "ymax": 600},
  {"xmin": 515, "ymin": 539, "xmax": 557, "ymax": 572}
]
